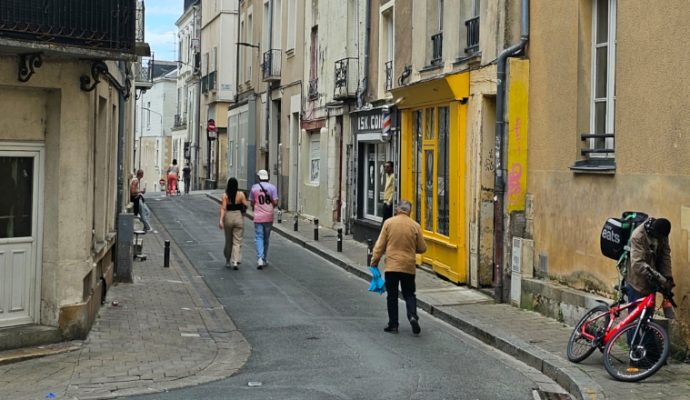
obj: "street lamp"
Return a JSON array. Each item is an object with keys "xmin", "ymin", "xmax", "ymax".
[{"xmin": 139, "ymin": 107, "xmax": 163, "ymax": 171}]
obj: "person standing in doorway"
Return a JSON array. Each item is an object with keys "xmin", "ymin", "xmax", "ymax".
[
  {"xmin": 219, "ymin": 177, "xmax": 249, "ymax": 269},
  {"xmin": 250, "ymin": 169, "xmax": 278, "ymax": 269},
  {"xmin": 382, "ymin": 161, "xmax": 395, "ymax": 223},
  {"xmin": 370, "ymin": 199, "xmax": 427, "ymax": 335},
  {"xmin": 130, "ymin": 169, "xmax": 153, "ymax": 232},
  {"xmin": 182, "ymin": 161, "xmax": 192, "ymax": 194}
]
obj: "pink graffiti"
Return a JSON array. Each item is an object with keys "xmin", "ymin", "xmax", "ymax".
[{"xmin": 508, "ymin": 163, "xmax": 523, "ymax": 196}]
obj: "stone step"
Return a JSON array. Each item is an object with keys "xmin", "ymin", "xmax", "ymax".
[{"xmin": 0, "ymin": 324, "xmax": 63, "ymax": 352}]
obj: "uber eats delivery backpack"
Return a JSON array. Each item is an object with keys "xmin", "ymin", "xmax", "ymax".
[{"xmin": 600, "ymin": 211, "xmax": 648, "ymax": 260}]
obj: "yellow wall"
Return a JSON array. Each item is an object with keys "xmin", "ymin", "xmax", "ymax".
[
  {"xmin": 529, "ymin": 1, "xmax": 690, "ymax": 340},
  {"xmin": 506, "ymin": 59, "xmax": 529, "ymax": 212}
]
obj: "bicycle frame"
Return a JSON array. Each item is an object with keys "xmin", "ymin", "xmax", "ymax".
[{"xmin": 579, "ymin": 293, "xmax": 656, "ymax": 345}]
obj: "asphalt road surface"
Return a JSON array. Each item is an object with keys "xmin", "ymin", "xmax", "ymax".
[{"xmin": 129, "ymin": 193, "xmax": 553, "ymax": 400}]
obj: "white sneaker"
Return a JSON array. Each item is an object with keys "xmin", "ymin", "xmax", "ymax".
[
  {"xmin": 231, "ymin": 261, "xmax": 239, "ymax": 270},
  {"xmin": 257, "ymin": 258, "xmax": 265, "ymax": 269}
]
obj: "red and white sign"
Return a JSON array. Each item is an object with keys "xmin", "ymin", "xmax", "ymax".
[{"xmin": 207, "ymin": 119, "xmax": 216, "ymax": 132}]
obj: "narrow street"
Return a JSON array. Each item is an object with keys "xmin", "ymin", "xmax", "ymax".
[{"xmin": 126, "ymin": 193, "xmax": 555, "ymax": 400}]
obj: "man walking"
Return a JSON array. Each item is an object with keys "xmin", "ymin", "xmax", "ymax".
[
  {"xmin": 182, "ymin": 161, "xmax": 192, "ymax": 194},
  {"xmin": 370, "ymin": 199, "xmax": 426, "ymax": 335},
  {"xmin": 382, "ymin": 161, "xmax": 395, "ymax": 223},
  {"xmin": 130, "ymin": 169, "xmax": 153, "ymax": 232},
  {"xmin": 250, "ymin": 169, "xmax": 278, "ymax": 269}
]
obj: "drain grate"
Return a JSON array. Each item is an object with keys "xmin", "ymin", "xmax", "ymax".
[{"xmin": 533, "ymin": 390, "xmax": 572, "ymax": 400}]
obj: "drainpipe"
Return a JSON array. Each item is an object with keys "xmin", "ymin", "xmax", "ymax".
[
  {"xmin": 116, "ymin": 61, "xmax": 127, "ymax": 214},
  {"xmin": 264, "ymin": 0, "xmax": 273, "ymax": 173},
  {"xmin": 493, "ymin": 0, "xmax": 529, "ymax": 302},
  {"xmin": 357, "ymin": 0, "xmax": 371, "ymax": 108}
]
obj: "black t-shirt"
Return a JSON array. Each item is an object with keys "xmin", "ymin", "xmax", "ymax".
[{"xmin": 182, "ymin": 166, "xmax": 191, "ymax": 178}]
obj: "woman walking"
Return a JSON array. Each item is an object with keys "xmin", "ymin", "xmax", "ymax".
[
  {"xmin": 219, "ymin": 177, "xmax": 249, "ymax": 269},
  {"xmin": 167, "ymin": 159, "xmax": 180, "ymax": 196}
]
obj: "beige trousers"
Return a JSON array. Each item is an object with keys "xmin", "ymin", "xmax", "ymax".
[{"xmin": 223, "ymin": 211, "xmax": 244, "ymax": 264}]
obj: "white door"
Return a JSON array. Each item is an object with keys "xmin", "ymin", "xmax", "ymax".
[{"xmin": 0, "ymin": 145, "xmax": 43, "ymax": 327}]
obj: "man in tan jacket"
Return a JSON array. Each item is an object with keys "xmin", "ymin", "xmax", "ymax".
[{"xmin": 370, "ymin": 199, "xmax": 427, "ymax": 335}]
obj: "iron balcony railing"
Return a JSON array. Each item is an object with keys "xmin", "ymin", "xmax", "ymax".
[
  {"xmin": 580, "ymin": 133, "xmax": 615, "ymax": 156},
  {"xmin": 0, "ymin": 0, "xmax": 136, "ymax": 56},
  {"xmin": 384, "ymin": 60, "xmax": 393, "ymax": 92},
  {"xmin": 334, "ymin": 57, "xmax": 358, "ymax": 99},
  {"xmin": 308, "ymin": 78, "xmax": 318, "ymax": 100},
  {"xmin": 134, "ymin": 57, "xmax": 152, "ymax": 89},
  {"xmin": 465, "ymin": 16, "xmax": 480, "ymax": 54},
  {"xmin": 262, "ymin": 49, "xmax": 282, "ymax": 82},
  {"xmin": 431, "ymin": 32, "xmax": 443, "ymax": 66}
]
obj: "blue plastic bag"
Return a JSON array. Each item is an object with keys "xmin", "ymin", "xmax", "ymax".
[{"xmin": 368, "ymin": 266, "xmax": 385, "ymax": 295}]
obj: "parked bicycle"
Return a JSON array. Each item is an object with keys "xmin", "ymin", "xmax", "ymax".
[{"xmin": 566, "ymin": 211, "xmax": 677, "ymax": 382}]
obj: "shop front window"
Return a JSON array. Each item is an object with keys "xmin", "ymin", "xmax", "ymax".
[
  {"xmin": 412, "ymin": 105, "xmax": 451, "ymax": 237},
  {"xmin": 413, "ymin": 111, "xmax": 423, "ymax": 223},
  {"xmin": 437, "ymin": 106, "xmax": 449, "ymax": 235},
  {"xmin": 364, "ymin": 142, "xmax": 386, "ymax": 220},
  {"xmin": 424, "ymin": 149, "xmax": 434, "ymax": 231}
]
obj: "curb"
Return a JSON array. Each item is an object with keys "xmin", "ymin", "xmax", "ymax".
[{"xmin": 204, "ymin": 193, "xmax": 606, "ymax": 400}]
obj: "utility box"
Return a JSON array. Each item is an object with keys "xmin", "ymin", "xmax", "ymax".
[{"xmin": 116, "ymin": 213, "xmax": 134, "ymax": 283}]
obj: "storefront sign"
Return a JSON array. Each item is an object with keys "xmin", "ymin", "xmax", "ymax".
[{"xmin": 353, "ymin": 109, "xmax": 386, "ymax": 135}]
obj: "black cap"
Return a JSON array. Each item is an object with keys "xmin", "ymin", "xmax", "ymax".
[{"xmin": 650, "ymin": 218, "xmax": 671, "ymax": 237}]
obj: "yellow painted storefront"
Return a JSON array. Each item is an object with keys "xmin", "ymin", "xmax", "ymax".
[{"xmin": 394, "ymin": 72, "xmax": 470, "ymax": 284}]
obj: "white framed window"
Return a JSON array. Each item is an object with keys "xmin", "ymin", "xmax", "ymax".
[
  {"xmin": 248, "ymin": 12, "xmax": 254, "ymax": 81},
  {"xmin": 272, "ymin": 0, "xmax": 282, "ymax": 50},
  {"xmin": 287, "ymin": 0, "xmax": 297, "ymax": 51},
  {"xmin": 379, "ymin": 3, "xmax": 394, "ymax": 95},
  {"xmin": 309, "ymin": 133, "xmax": 320, "ymax": 184},
  {"xmin": 262, "ymin": 1, "xmax": 269, "ymax": 55},
  {"xmin": 589, "ymin": 0, "xmax": 616, "ymax": 155}
]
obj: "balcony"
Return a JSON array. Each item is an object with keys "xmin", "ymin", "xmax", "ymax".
[
  {"xmin": 262, "ymin": 49, "xmax": 281, "ymax": 82},
  {"xmin": 384, "ymin": 61, "xmax": 393, "ymax": 92},
  {"xmin": 173, "ymin": 114, "xmax": 187, "ymax": 129},
  {"xmin": 308, "ymin": 78, "xmax": 318, "ymax": 101},
  {"xmin": 0, "ymin": 0, "xmax": 138, "ymax": 60},
  {"xmin": 465, "ymin": 16, "xmax": 480, "ymax": 54},
  {"xmin": 431, "ymin": 33, "xmax": 443, "ymax": 66},
  {"xmin": 333, "ymin": 57, "xmax": 358, "ymax": 100},
  {"xmin": 135, "ymin": 57, "xmax": 153, "ymax": 90},
  {"xmin": 201, "ymin": 71, "xmax": 216, "ymax": 94}
]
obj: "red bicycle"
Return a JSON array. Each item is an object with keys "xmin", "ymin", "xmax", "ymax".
[{"xmin": 566, "ymin": 282, "xmax": 675, "ymax": 382}]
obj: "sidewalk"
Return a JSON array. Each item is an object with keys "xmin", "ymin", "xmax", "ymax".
[
  {"xmin": 206, "ymin": 193, "xmax": 690, "ymax": 400},
  {"xmin": 0, "ymin": 211, "xmax": 250, "ymax": 400}
]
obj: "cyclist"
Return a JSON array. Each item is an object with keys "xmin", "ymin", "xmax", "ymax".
[{"xmin": 626, "ymin": 217, "xmax": 674, "ymax": 303}]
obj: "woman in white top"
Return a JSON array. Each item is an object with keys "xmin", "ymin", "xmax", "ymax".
[{"xmin": 166, "ymin": 159, "xmax": 180, "ymax": 196}]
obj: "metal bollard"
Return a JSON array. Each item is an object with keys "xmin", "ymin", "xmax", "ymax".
[
  {"xmin": 164, "ymin": 240, "xmax": 170, "ymax": 268},
  {"xmin": 366, "ymin": 239, "xmax": 373, "ymax": 266},
  {"xmin": 313, "ymin": 218, "xmax": 319, "ymax": 241},
  {"xmin": 277, "ymin": 209, "xmax": 282, "ymax": 223},
  {"xmin": 337, "ymin": 228, "xmax": 343, "ymax": 252},
  {"xmin": 293, "ymin": 213, "xmax": 299, "ymax": 231}
]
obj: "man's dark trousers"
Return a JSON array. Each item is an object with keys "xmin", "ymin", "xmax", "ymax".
[
  {"xmin": 385, "ymin": 271, "xmax": 417, "ymax": 328},
  {"xmin": 382, "ymin": 203, "xmax": 393, "ymax": 223}
]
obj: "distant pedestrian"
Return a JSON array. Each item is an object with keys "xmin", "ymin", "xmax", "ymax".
[
  {"xmin": 250, "ymin": 169, "xmax": 278, "ymax": 269},
  {"xmin": 219, "ymin": 177, "xmax": 249, "ymax": 269},
  {"xmin": 167, "ymin": 159, "xmax": 179, "ymax": 195},
  {"xmin": 370, "ymin": 199, "xmax": 426, "ymax": 335},
  {"xmin": 382, "ymin": 161, "xmax": 395, "ymax": 223},
  {"xmin": 182, "ymin": 161, "xmax": 192, "ymax": 194},
  {"xmin": 130, "ymin": 169, "xmax": 153, "ymax": 232}
]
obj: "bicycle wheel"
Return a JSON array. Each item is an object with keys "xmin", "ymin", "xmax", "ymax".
[
  {"xmin": 566, "ymin": 305, "xmax": 609, "ymax": 363},
  {"xmin": 603, "ymin": 321, "xmax": 669, "ymax": 382}
]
